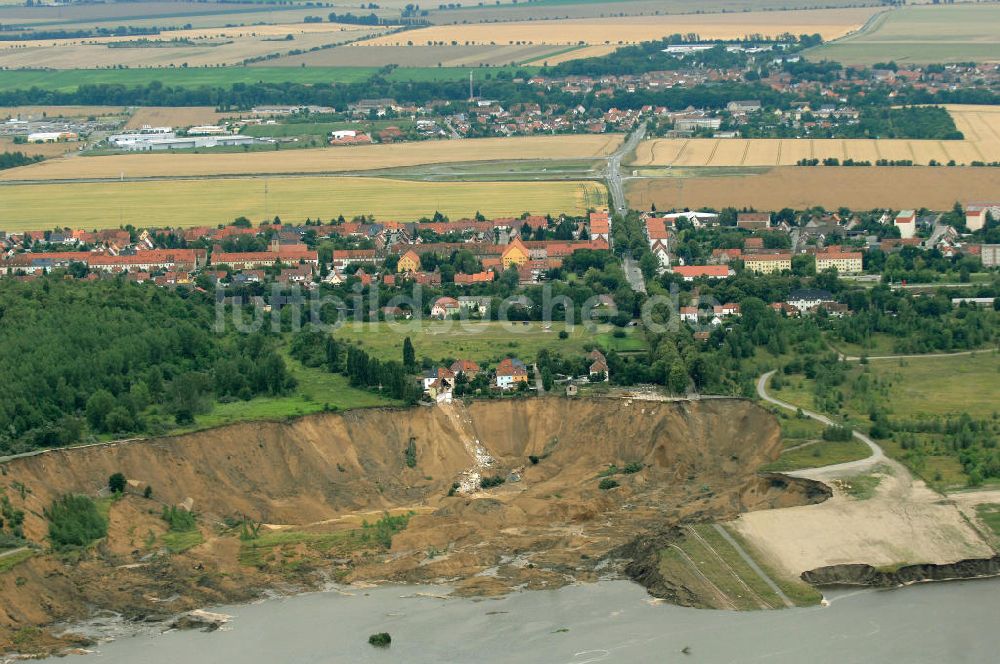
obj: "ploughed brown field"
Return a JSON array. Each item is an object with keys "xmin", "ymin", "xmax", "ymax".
[{"xmin": 627, "ymin": 166, "xmax": 1000, "ymax": 211}]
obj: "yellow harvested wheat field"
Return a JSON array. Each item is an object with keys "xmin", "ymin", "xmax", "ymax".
[
  {"xmin": 0, "ymin": 31, "xmax": 380, "ymax": 69},
  {"xmin": 630, "ymin": 136, "xmax": 1000, "ymax": 167},
  {"xmin": 631, "ymin": 106, "xmax": 1000, "ymax": 167},
  {"xmin": 0, "ymin": 135, "xmax": 622, "ymax": 181},
  {"xmin": 0, "ymin": 137, "xmax": 78, "ymax": 158},
  {"xmin": 944, "ymin": 104, "xmax": 1000, "ymax": 162},
  {"xmin": 0, "ymin": 177, "xmax": 605, "ymax": 230},
  {"xmin": 523, "ymin": 44, "xmax": 617, "ymax": 66},
  {"xmin": 356, "ymin": 7, "xmax": 881, "ymax": 46},
  {"xmin": 0, "ymin": 22, "xmax": 388, "ymax": 49},
  {"xmin": 124, "ymin": 107, "xmax": 236, "ymax": 130}
]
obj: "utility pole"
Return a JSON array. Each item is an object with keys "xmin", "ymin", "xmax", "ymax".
[{"xmin": 469, "ymin": 71, "xmax": 474, "ymax": 102}]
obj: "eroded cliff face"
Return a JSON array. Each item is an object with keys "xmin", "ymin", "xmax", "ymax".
[
  {"xmin": 0, "ymin": 397, "xmax": 799, "ymax": 653},
  {"xmin": 801, "ymin": 556, "xmax": 1000, "ymax": 588}
]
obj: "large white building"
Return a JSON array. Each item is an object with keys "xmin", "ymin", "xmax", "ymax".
[
  {"xmin": 966, "ymin": 203, "xmax": 999, "ymax": 232},
  {"xmin": 895, "ymin": 210, "xmax": 917, "ymax": 239}
]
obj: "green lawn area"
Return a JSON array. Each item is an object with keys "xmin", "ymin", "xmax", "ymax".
[
  {"xmin": 975, "ymin": 504, "xmax": 1000, "ymax": 540},
  {"xmin": 0, "ymin": 548, "xmax": 34, "ymax": 574},
  {"xmin": 771, "ymin": 352, "xmax": 1000, "ymax": 421},
  {"xmin": 773, "ymin": 411, "xmax": 826, "ymax": 446},
  {"xmin": 180, "ymin": 348, "xmax": 396, "ymax": 433},
  {"xmin": 657, "ymin": 525, "xmax": 821, "ymax": 609},
  {"xmin": 843, "ymin": 472, "xmax": 883, "ymax": 500},
  {"xmin": 762, "ymin": 438, "xmax": 870, "ymax": 473},
  {"xmin": 242, "ymin": 119, "xmax": 415, "ymax": 139},
  {"xmin": 332, "ymin": 321, "xmax": 643, "ymax": 366},
  {"xmin": 0, "ymin": 66, "xmax": 518, "ymax": 92},
  {"xmin": 865, "ymin": 353, "xmax": 1000, "ymax": 419},
  {"xmin": 162, "ymin": 530, "xmax": 204, "ymax": 554},
  {"xmin": 826, "ymin": 333, "xmax": 901, "ymax": 359},
  {"xmin": 769, "ymin": 375, "xmax": 819, "ymax": 415}
]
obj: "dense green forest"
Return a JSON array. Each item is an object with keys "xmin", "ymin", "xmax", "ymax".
[
  {"xmin": 0, "ymin": 279, "xmax": 294, "ymax": 456},
  {"xmin": 0, "ymin": 151, "xmax": 43, "ymax": 171},
  {"xmin": 852, "ymin": 106, "xmax": 963, "ymax": 140}
]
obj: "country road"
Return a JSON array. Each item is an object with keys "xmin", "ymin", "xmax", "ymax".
[
  {"xmin": 605, "ymin": 122, "xmax": 645, "ymax": 214},
  {"xmin": 756, "ymin": 370, "xmax": 891, "ymax": 480},
  {"xmin": 622, "ymin": 255, "xmax": 647, "ymax": 294}
]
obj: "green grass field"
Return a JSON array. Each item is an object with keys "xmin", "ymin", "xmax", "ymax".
[
  {"xmin": 975, "ymin": 504, "xmax": 1000, "ymax": 541},
  {"xmin": 181, "ymin": 349, "xmax": 396, "ymax": 434},
  {"xmin": 771, "ymin": 352, "xmax": 1000, "ymax": 490},
  {"xmin": 805, "ymin": 5, "xmax": 1000, "ymax": 64},
  {"xmin": 0, "ymin": 66, "xmax": 531, "ymax": 93},
  {"xmin": 0, "ymin": 548, "xmax": 34, "ymax": 574},
  {"xmin": 241, "ymin": 119, "xmax": 416, "ymax": 139},
  {"xmin": 719, "ymin": 525, "xmax": 823, "ymax": 606},
  {"xmin": 865, "ymin": 353, "xmax": 1000, "ymax": 420},
  {"xmin": 161, "ymin": 530, "xmax": 205, "ymax": 554},
  {"xmin": 657, "ymin": 524, "xmax": 820, "ymax": 610},
  {"xmin": 332, "ymin": 321, "xmax": 644, "ymax": 366},
  {"xmin": 762, "ymin": 438, "xmax": 870, "ymax": 473},
  {"xmin": 0, "ymin": 176, "xmax": 601, "ymax": 230}
]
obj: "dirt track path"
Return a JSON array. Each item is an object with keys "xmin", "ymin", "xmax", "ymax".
[
  {"xmin": 834, "ymin": 348, "xmax": 985, "ymax": 363},
  {"xmin": 710, "ymin": 524, "xmax": 794, "ymax": 609},
  {"xmin": 0, "ymin": 546, "xmax": 28, "ymax": 560},
  {"xmin": 755, "ymin": 370, "xmax": 892, "ymax": 480}
]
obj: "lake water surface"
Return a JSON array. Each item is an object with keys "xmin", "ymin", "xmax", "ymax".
[{"xmin": 45, "ymin": 578, "xmax": 1000, "ymax": 663}]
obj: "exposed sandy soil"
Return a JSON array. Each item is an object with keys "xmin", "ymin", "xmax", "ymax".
[
  {"xmin": 729, "ymin": 465, "xmax": 993, "ymax": 579},
  {"xmin": 0, "ymin": 397, "xmax": 803, "ymax": 654},
  {"xmin": 0, "ymin": 134, "xmax": 622, "ymax": 181},
  {"xmin": 627, "ymin": 166, "xmax": 1000, "ymax": 210}
]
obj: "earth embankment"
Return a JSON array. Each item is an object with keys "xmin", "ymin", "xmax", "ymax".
[{"xmin": 0, "ymin": 397, "xmax": 808, "ymax": 653}]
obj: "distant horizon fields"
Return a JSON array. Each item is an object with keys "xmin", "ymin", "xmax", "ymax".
[{"xmin": 805, "ymin": 4, "xmax": 1000, "ymax": 64}]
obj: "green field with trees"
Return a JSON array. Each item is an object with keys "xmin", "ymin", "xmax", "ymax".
[{"xmin": 772, "ymin": 352, "xmax": 1000, "ymax": 489}]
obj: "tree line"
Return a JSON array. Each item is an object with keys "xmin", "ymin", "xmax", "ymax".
[
  {"xmin": 0, "ymin": 279, "xmax": 294, "ymax": 455},
  {"xmin": 290, "ymin": 328, "xmax": 422, "ymax": 403}
]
